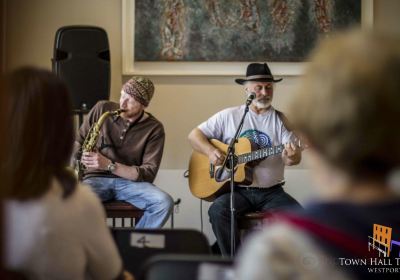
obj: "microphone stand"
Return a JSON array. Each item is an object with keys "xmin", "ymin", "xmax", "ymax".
[{"xmin": 219, "ymin": 95, "xmax": 253, "ymax": 257}]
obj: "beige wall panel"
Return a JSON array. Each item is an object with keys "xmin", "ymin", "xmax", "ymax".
[
  {"xmin": 5, "ymin": 0, "xmax": 122, "ymax": 100},
  {"xmin": 374, "ymin": 0, "xmax": 400, "ymax": 35}
]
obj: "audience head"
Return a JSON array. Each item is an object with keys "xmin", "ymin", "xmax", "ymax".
[
  {"xmin": 290, "ymin": 30, "xmax": 400, "ymax": 183},
  {"xmin": 1, "ymin": 67, "xmax": 76, "ymax": 199}
]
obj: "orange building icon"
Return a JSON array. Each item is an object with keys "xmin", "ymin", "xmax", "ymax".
[{"xmin": 368, "ymin": 224, "xmax": 392, "ymax": 257}]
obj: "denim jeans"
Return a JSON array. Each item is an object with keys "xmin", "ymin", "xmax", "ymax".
[
  {"xmin": 208, "ymin": 185, "xmax": 301, "ymax": 256},
  {"xmin": 83, "ymin": 177, "xmax": 173, "ymax": 229}
]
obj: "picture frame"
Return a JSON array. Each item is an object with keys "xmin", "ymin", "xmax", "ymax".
[{"xmin": 122, "ymin": 0, "xmax": 373, "ymax": 76}]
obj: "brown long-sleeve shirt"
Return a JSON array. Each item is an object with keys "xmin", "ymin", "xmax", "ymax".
[{"xmin": 74, "ymin": 101, "xmax": 165, "ymax": 183}]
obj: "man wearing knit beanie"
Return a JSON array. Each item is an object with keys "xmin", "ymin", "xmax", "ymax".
[
  {"xmin": 122, "ymin": 76, "xmax": 154, "ymax": 107},
  {"xmin": 74, "ymin": 76, "xmax": 173, "ymax": 229}
]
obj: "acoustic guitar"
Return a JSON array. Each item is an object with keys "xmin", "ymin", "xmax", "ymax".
[{"xmin": 188, "ymin": 137, "xmax": 286, "ymax": 201}]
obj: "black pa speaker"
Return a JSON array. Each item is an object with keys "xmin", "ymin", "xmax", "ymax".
[{"xmin": 52, "ymin": 25, "xmax": 110, "ymax": 111}]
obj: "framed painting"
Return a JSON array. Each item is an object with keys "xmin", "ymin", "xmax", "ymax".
[{"xmin": 122, "ymin": 0, "xmax": 373, "ymax": 76}]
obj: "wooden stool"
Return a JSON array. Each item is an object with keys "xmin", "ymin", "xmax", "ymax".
[
  {"xmin": 237, "ymin": 211, "xmax": 274, "ymax": 239},
  {"xmin": 103, "ymin": 200, "xmax": 144, "ymax": 228}
]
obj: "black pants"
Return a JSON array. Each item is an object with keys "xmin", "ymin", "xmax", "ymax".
[{"xmin": 208, "ymin": 184, "xmax": 301, "ymax": 256}]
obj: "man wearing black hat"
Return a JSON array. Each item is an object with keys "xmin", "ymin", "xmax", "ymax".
[{"xmin": 188, "ymin": 63, "xmax": 302, "ymax": 255}]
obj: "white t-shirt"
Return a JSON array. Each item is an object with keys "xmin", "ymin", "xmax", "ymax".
[
  {"xmin": 198, "ymin": 105, "xmax": 297, "ymax": 188},
  {"xmin": 4, "ymin": 179, "xmax": 122, "ymax": 280}
]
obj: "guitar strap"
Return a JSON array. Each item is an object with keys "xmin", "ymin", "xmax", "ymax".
[
  {"xmin": 275, "ymin": 109, "xmax": 294, "ymax": 132},
  {"xmin": 276, "ymin": 109, "xmax": 306, "ymax": 148}
]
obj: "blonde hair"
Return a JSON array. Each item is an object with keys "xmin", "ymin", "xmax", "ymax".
[{"xmin": 290, "ymin": 30, "xmax": 400, "ymax": 180}]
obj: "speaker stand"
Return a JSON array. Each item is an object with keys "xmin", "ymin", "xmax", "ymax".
[{"xmin": 73, "ymin": 109, "xmax": 90, "ymax": 127}]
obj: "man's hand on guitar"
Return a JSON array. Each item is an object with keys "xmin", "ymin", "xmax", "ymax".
[
  {"xmin": 208, "ymin": 148, "xmax": 226, "ymax": 166},
  {"xmin": 282, "ymin": 142, "xmax": 302, "ymax": 166}
]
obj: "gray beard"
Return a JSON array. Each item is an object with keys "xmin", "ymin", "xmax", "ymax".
[{"xmin": 253, "ymin": 100, "xmax": 271, "ymax": 109}]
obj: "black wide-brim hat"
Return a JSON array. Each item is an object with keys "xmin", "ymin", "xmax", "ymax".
[{"xmin": 235, "ymin": 63, "xmax": 283, "ymax": 85}]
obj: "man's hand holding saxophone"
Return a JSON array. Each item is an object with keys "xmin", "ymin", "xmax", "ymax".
[{"xmin": 81, "ymin": 151, "xmax": 112, "ymax": 171}]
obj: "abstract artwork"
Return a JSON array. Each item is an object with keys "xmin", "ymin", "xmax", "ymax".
[{"xmin": 134, "ymin": 0, "xmax": 361, "ymax": 62}]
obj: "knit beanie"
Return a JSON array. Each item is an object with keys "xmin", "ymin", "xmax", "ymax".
[{"xmin": 122, "ymin": 76, "xmax": 154, "ymax": 106}]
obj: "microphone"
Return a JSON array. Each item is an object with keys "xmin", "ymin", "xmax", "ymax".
[{"xmin": 246, "ymin": 92, "xmax": 256, "ymax": 106}]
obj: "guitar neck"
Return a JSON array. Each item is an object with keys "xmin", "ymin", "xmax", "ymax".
[{"xmin": 238, "ymin": 144, "xmax": 284, "ymax": 164}]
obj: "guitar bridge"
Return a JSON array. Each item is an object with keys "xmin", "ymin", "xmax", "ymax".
[{"xmin": 209, "ymin": 164, "xmax": 215, "ymax": 178}]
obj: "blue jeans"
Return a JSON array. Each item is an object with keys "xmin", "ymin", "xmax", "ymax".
[
  {"xmin": 83, "ymin": 177, "xmax": 173, "ymax": 229},
  {"xmin": 208, "ymin": 184, "xmax": 301, "ymax": 256}
]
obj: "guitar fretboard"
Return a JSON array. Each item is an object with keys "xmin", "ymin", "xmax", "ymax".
[{"xmin": 238, "ymin": 144, "xmax": 284, "ymax": 164}]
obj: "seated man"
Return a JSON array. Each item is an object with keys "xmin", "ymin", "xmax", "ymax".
[
  {"xmin": 188, "ymin": 62, "xmax": 302, "ymax": 256},
  {"xmin": 74, "ymin": 77, "xmax": 173, "ymax": 228}
]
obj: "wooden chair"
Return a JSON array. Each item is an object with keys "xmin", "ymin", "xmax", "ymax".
[{"xmin": 103, "ymin": 200, "xmax": 144, "ymax": 228}]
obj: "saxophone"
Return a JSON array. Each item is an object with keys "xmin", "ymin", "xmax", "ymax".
[{"xmin": 76, "ymin": 109, "xmax": 125, "ymax": 180}]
